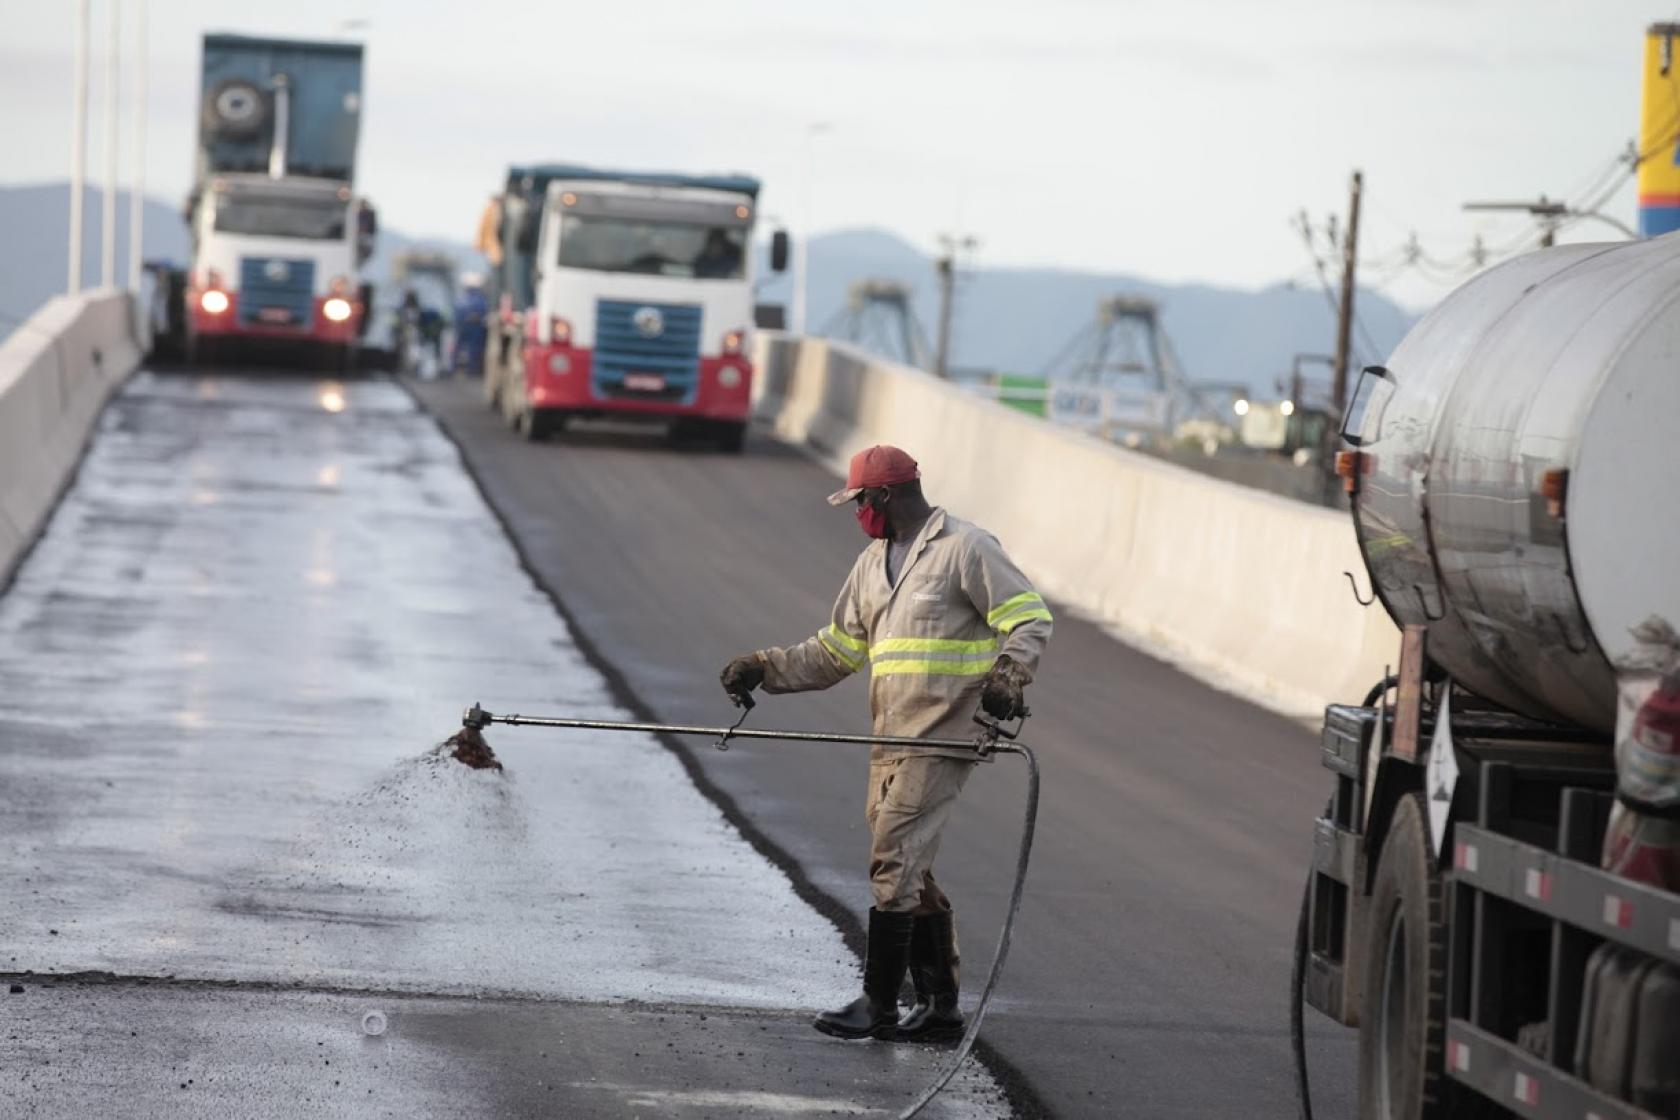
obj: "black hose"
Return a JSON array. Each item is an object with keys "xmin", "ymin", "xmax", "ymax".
[
  {"xmin": 1291, "ymin": 870, "xmax": 1314, "ymax": 1120},
  {"xmin": 1362, "ymin": 673, "xmax": 1399, "ymax": 709},
  {"xmin": 899, "ymin": 743, "xmax": 1040, "ymax": 1120},
  {"xmin": 473, "ymin": 706, "xmax": 1043, "ymax": 1119}
]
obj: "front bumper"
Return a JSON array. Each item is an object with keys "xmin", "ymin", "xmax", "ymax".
[
  {"xmin": 187, "ymin": 290, "xmax": 363, "ymax": 343},
  {"xmin": 522, "ymin": 342, "xmax": 753, "ymax": 421}
]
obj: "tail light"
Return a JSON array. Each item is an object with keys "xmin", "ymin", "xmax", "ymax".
[
  {"xmin": 721, "ymin": 328, "xmax": 745, "ymax": 356},
  {"xmin": 1335, "ymin": 450, "xmax": 1368, "ymax": 495},
  {"xmin": 1540, "ymin": 468, "xmax": 1568, "ymax": 518},
  {"xmin": 550, "ymin": 316, "xmax": 573, "ymax": 345}
]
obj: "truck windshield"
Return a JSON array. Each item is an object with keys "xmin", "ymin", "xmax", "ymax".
[
  {"xmin": 214, "ymin": 194, "xmax": 347, "ymax": 240},
  {"xmin": 557, "ymin": 214, "xmax": 746, "ymax": 280}
]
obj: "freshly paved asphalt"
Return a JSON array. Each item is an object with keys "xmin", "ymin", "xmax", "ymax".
[
  {"xmin": 0, "ymin": 371, "xmax": 1007, "ymax": 1119},
  {"xmin": 412, "ymin": 376, "xmax": 1360, "ymax": 1119}
]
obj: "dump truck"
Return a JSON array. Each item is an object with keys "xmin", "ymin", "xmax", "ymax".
[
  {"xmin": 1301, "ymin": 233, "xmax": 1680, "ymax": 1119},
  {"xmin": 479, "ymin": 164, "xmax": 787, "ymax": 450},
  {"xmin": 181, "ymin": 34, "xmax": 376, "ymax": 367}
]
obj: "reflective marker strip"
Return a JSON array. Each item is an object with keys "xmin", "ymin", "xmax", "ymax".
[
  {"xmin": 871, "ymin": 660, "xmax": 994, "ymax": 678},
  {"xmin": 1514, "ymin": 1072, "xmax": 1538, "ymax": 1106},
  {"xmin": 1455, "ymin": 842, "xmax": 1478, "ymax": 873},
  {"xmin": 819, "ymin": 630, "xmax": 865, "ymax": 671},
  {"xmin": 1603, "ymin": 895, "xmax": 1634, "ymax": 929},
  {"xmin": 1524, "ymin": 868, "xmax": 1552, "ymax": 902},
  {"xmin": 994, "ymin": 607, "xmax": 1054, "ymax": 633},
  {"xmin": 870, "ymin": 636, "xmax": 998, "ymax": 656},
  {"xmin": 986, "ymin": 592, "xmax": 1042, "ymax": 626},
  {"xmin": 822, "ymin": 626, "xmax": 866, "ymax": 653},
  {"xmin": 1450, "ymin": 1040, "xmax": 1471, "ymax": 1072}
]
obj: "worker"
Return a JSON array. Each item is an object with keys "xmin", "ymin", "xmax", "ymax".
[
  {"xmin": 719, "ymin": 445, "xmax": 1052, "ymax": 1042},
  {"xmin": 452, "ymin": 273, "xmax": 489, "ymax": 378}
]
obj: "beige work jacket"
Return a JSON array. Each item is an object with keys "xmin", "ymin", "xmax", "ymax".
[{"xmin": 758, "ymin": 509, "xmax": 1053, "ymax": 760}]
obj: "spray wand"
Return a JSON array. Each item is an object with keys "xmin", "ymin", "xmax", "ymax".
[{"xmin": 458, "ymin": 699, "xmax": 1040, "ymax": 1120}]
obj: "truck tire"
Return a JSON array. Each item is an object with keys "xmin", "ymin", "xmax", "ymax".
[
  {"xmin": 1358, "ymin": 792, "xmax": 1448, "ymax": 1120},
  {"xmin": 517, "ymin": 407, "xmax": 556, "ymax": 442},
  {"xmin": 202, "ymin": 79, "xmax": 268, "ymax": 139},
  {"xmin": 713, "ymin": 420, "xmax": 747, "ymax": 454}
]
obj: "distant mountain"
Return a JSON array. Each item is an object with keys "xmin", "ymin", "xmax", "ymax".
[
  {"xmin": 758, "ymin": 227, "xmax": 1418, "ymax": 396},
  {"xmin": 2, "ymin": 184, "xmax": 1414, "ymax": 392},
  {"xmin": 0, "ymin": 184, "xmax": 187, "ymax": 334}
]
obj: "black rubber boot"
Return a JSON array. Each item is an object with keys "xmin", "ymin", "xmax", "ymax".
[
  {"xmin": 813, "ymin": 908, "xmax": 915, "ymax": 1040},
  {"xmin": 898, "ymin": 909, "xmax": 964, "ymax": 1042}
]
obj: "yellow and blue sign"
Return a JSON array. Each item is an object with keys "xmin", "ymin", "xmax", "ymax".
[{"xmin": 1639, "ymin": 24, "xmax": 1680, "ymax": 237}]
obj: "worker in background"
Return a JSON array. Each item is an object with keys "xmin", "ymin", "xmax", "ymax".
[
  {"xmin": 452, "ymin": 273, "xmax": 489, "ymax": 378},
  {"xmin": 720, "ymin": 445, "xmax": 1052, "ymax": 1042}
]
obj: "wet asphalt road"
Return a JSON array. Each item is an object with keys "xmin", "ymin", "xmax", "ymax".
[
  {"xmin": 0, "ymin": 370, "xmax": 1008, "ymax": 1118},
  {"xmin": 412, "ymin": 376, "xmax": 1361, "ymax": 1119}
]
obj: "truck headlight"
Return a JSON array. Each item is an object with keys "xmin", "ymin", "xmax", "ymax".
[
  {"xmin": 323, "ymin": 297, "xmax": 353, "ymax": 323},
  {"xmin": 200, "ymin": 290, "xmax": 230, "ymax": 315},
  {"xmin": 548, "ymin": 353, "xmax": 571, "ymax": 375},
  {"xmin": 718, "ymin": 364, "xmax": 742, "ymax": 389}
]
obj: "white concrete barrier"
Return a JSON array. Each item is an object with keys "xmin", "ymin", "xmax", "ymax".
[
  {"xmin": 753, "ymin": 334, "xmax": 1398, "ymax": 721},
  {"xmin": 0, "ymin": 290, "xmax": 140, "ymax": 586}
]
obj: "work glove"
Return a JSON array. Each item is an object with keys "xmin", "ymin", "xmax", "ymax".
[
  {"xmin": 980, "ymin": 654, "xmax": 1032, "ymax": 721},
  {"xmin": 720, "ymin": 653, "xmax": 767, "ymax": 707}
]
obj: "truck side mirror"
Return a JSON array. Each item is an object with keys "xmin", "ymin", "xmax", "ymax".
[{"xmin": 770, "ymin": 229, "xmax": 790, "ymax": 273}]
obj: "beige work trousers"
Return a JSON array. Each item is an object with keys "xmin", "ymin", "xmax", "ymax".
[{"xmin": 865, "ymin": 754, "xmax": 975, "ymax": 913}]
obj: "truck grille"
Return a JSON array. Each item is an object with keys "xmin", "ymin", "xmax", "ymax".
[
  {"xmin": 593, "ymin": 300, "xmax": 702, "ymax": 403},
  {"xmin": 238, "ymin": 257, "xmax": 315, "ymax": 329}
]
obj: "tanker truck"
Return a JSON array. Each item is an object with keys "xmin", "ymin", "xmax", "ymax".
[
  {"xmin": 181, "ymin": 34, "xmax": 376, "ymax": 368},
  {"xmin": 478, "ymin": 164, "xmax": 788, "ymax": 450},
  {"xmin": 1300, "ymin": 234, "xmax": 1680, "ymax": 1119}
]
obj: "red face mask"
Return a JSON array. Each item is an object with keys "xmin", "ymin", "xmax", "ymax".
[{"xmin": 855, "ymin": 495, "xmax": 890, "ymax": 539}]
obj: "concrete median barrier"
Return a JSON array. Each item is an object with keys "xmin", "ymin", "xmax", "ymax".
[
  {"xmin": 753, "ymin": 333, "xmax": 1397, "ymax": 720},
  {"xmin": 0, "ymin": 290, "xmax": 140, "ymax": 587}
]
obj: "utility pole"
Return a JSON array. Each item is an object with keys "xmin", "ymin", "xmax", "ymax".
[
  {"xmin": 1330, "ymin": 170, "xmax": 1363, "ymax": 417},
  {"xmin": 68, "ymin": 0, "xmax": 91, "ymax": 294},
  {"xmin": 932, "ymin": 232, "xmax": 977, "ymax": 378},
  {"xmin": 1461, "ymin": 196, "xmax": 1636, "ymax": 246}
]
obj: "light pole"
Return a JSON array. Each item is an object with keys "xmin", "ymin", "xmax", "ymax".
[
  {"xmin": 127, "ymin": 0, "xmax": 147, "ymax": 292},
  {"xmin": 69, "ymin": 0, "xmax": 91, "ymax": 294},
  {"xmin": 791, "ymin": 121, "xmax": 831, "ymax": 336},
  {"xmin": 102, "ymin": 0, "xmax": 120, "ymax": 288}
]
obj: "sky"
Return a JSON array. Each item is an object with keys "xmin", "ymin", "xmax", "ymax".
[{"xmin": 0, "ymin": 0, "xmax": 1665, "ymax": 309}]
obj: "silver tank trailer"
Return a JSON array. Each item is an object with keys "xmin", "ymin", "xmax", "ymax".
[{"xmin": 1345, "ymin": 234, "xmax": 1680, "ymax": 733}]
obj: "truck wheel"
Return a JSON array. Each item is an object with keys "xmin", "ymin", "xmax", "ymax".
[
  {"xmin": 517, "ymin": 407, "xmax": 556, "ymax": 442},
  {"xmin": 714, "ymin": 420, "xmax": 746, "ymax": 454},
  {"xmin": 1358, "ymin": 792, "xmax": 1447, "ymax": 1120}
]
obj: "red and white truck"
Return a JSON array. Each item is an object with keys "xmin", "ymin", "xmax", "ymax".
[{"xmin": 479, "ymin": 164, "xmax": 786, "ymax": 450}]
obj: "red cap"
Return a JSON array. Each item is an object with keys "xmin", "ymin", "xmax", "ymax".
[{"xmin": 827, "ymin": 445, "xmax": 920, "ymax": 506}]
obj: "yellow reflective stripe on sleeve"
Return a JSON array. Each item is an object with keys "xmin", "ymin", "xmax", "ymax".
[
  {"xmin": 871, "ymin": 660, "xmax": 995, "ymax": 678},
  {"xmin": 822, "ymin": 625, "xmax": 866, "ymax": 653},
  {"xmin": 995, "ymin": 607, "xmax": 1054, "ymax": 633},
  {"xmin": 819, "ymin": 629, "xmax": 866, "ymax": 671},
  {"xmin": 986, "ymin": 592, "xmax": 1045, "ymax": 627},
  {"xmin": 870, "ymin": 636, "xmax": 999, "ymax": 657}
]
